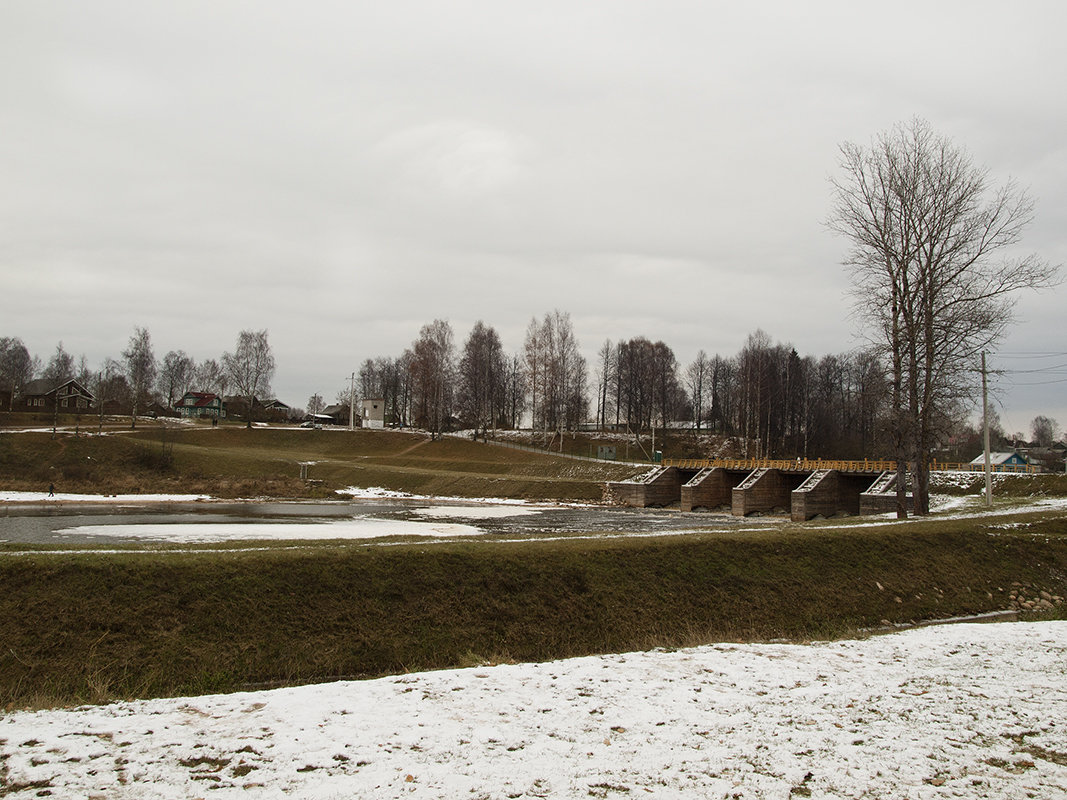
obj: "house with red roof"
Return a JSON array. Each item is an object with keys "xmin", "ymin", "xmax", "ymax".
[{"xmin": 176, "ymin": 391, "xmax": 226, "ymax": 419}]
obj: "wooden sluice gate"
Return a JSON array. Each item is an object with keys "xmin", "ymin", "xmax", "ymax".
[{"xmin": 607, "ymin": 458, "xmax": 912, "ymax": 519}]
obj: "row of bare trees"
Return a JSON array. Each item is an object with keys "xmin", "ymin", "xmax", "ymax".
[
  {"xmin": 1, "ymin": 329, "xmax": 275, "ymax": 428},
  {"xmin": 352, "ymin": 312, "xmax": 585, "ymax": 439},
  {"xmin": 592, "ymin": 330, "xmax": 888, "ymax": 460},
  {"xmin": 347, "ymin": 312, "xmax": 892, "ymax": 460}
]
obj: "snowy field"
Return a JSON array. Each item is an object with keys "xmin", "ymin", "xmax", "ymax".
[{"xmin": 2, "ymin": 621, "xmax": 1065, "ymax": 799}]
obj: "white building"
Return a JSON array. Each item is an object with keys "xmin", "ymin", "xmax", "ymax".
[{"xmin": 361, "ymin": 397, "xmax": 385, "ymax": 429}]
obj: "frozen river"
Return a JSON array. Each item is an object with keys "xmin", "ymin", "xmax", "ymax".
[{"xmin": 0, "ymin": 496, "xmax": 762, "ymax": 545}]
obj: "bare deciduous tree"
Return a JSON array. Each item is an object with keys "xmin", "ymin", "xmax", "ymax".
[
  {"xmin": 306, "ymin": 393, "xmax": 325, "ymax": 416},
  {"xmin": 501, "ymin": 352, "xmax": 527, "ymax": 430},
  {"xmin": 158, "ymin": 350, "xmax": 195, "ymax": 409},
  {"xmin": 0, "ymin": 337, "xmax": 34, "ymax": 410},
  {"xmin": 409, "ymin": 320, "xmax": 454, "ymax": 439},
  {"xmin": 595, "ymin": 339, "xmax": 614, "ymax": 431},
  {"xmin": 122, "ymin": 327, "xmax": 157, "ymax": 429},
  {"xmin": 458, "ymin": 321, "xmax": 505, "ymax": 436},
  {"xmin": 359, "ymin": 355, "xmax": 412, "ymax": 427},
  {"xmin": 94, "ymin": 358, "xmax": 122, "ymax": 433},
  {"xmin": 194, "ymin": 358, "xmax": 228, "ymax": 397},
  {"xmin": 829, "ymin": 118, "xmax": 1058, "ymax": 515},
  {"xmin": 685, "ymin": 350, "xmax": 711, "ymax": 433},
  {"xmin": 1031, "ymin": 415, "xmax": 1058, "ymax": 448},
  {"xmin": 524, "ymin": 311, "xmax": 587, "ymax": 445},
  {"xmin": 43, "ymin": 342, "xmax": 75, "ymax": 388},
  {"xmin": 223, "ymin": 330, "xmax": 276, "ymax": 428}
]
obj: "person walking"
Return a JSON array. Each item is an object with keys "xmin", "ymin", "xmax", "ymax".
[{"xmin": 48, "ymin": 482, "xmax": 55, "ymax": 497}]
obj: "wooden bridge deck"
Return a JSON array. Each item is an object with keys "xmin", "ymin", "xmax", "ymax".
[{"xmin": 663, "ymin": 458, "xmax": 1037, "ymax": 474}]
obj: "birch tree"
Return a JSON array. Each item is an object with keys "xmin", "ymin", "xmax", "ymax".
[
  {"xmin": 409, "ymin": 320, "xmax": 454, "ymax": 438},
  {"xmin": 595, "ymin": 339, "xmax": 614, "ymax": 431},
  {"xmin": 685, "ymin": 350, "xmax": 711, "ymax": 432},
  {"xmin": 122, "ymin": 327, "xmax": 157, "ymax": 428},
  {"xmin": 524, "ymin": 311, "xmax": 587, "ymax": 442},
  {"xmin": 0, "ymin": 337, "xmax": 34, "ymax": 409}
]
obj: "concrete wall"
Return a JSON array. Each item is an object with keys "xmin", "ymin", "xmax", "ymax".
[
  {"xmin": 681, "ymin": 468, "xmax": 741, "ymax": 511},
  {"xmin": 791, "ymin": 471, "xmax": 840, "ymax": 521},
  {"xmin": 733, "ymin": 470, "xmax": 783, "ymax": 516},
  {"xmin": 860, "ymin": 492, "xmax": 913, "ymax": 515},
  {"xmin": 609, "ymin": 467, "xmax": 908, "ymax": 518},
  {"xmin": 732, "ymin": 469, "xmax": 810, "ymax": 517},
  {"xmin": 607, "ymin": 467, "xmax": 684, "ymax": 507},
  {"xmin": 792, "ymin": 472, "xmax": 871, "ymax": 521}
]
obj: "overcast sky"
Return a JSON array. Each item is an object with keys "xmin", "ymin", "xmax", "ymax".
[{"xmin": 3, "ymin": 2, "xmax": 1065, "ymax": 436}]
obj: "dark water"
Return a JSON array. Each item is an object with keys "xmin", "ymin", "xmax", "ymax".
[{"xmin": 0, "ymin": 499, "xmax": 755, "ymax": 545}]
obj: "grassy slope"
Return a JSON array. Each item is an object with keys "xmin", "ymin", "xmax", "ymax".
[
  {"xmin": 3, "ymin": 512, "xmax": 1066, "ymax": 709},
  {"xmin": 0, "ymin": 424, "xmax": 640, "ymax": 500}
]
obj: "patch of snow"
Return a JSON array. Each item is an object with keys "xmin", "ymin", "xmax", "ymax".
[
  {"xmin": 929, "ymin": 493, "xmax": 970, "ymax": 512},
  {"xmin": 809, "ymin": 497, "xmax": 1067, "ymax": 530},
  {"xmin": 1, "ymin": 621, "xmax": 1064, "ymax": 798},
  {"xmin": 339, "ymin": 486, "xmax": 571, "ymax": 507},
  {"xmin": 53, "ymin": 518, "xmax": 484, "ymax": 543},
  {"xmin": 413, "ymin": 505, "xmax": 540, "ymax": 519}
]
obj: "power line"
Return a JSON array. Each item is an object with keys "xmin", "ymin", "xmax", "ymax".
[
  {"xmin": 1007, "ymin": 377, "xmax": 1067, "ymax": 386},
  {"xmin": 998, "ymin": 363, "xmax": 1067, "ymax": 374},
  {"xmin": 994, "ymin": 351, "xmax": 1067, "ymax": 359}
]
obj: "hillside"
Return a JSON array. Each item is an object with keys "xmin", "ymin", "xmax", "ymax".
[{"xmin": 0, "ymin": 422, "xmax": 640, "ymax": 501}]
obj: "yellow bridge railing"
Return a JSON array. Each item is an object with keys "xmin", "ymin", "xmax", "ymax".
[{"xmin": 662, "ymin": 458, "xmax": 1038, "ymax": 474}]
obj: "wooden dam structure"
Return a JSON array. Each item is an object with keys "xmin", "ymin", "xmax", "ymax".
[{"xmin": 606, "ymin": 458, "xmax": 1020, "ymax": 521}]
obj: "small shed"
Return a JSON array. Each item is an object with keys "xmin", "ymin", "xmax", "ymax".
[{"xmin": 361, "ymin": 398, "xmax": 385, "ymax": 429}]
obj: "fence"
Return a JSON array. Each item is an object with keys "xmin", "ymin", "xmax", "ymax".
[
  {"xmin": 441, "ymin": 433, "xmax": 1040, "ymax": 474},
  {"xmin": 663, "ymin": 457, "xmax": 1038, "ymax": 474}
]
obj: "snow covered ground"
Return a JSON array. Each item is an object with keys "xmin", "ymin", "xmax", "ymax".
[{"xmin": 2, "ymin": 621, "xmax": 1064, "ymax": 799}]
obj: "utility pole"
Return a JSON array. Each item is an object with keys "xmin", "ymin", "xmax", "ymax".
[
  {"xmin": 348, "ymin": 372, "xmax": 355, "ymax": 431},
  {"xmin": 982, "ymin": 351, "xmax": 992, "ymax": 508}
]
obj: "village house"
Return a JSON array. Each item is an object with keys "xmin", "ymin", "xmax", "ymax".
[
  {"xmin": 318, "ymin": 404, "xmax": 353, "ymax": 426},
  {"xmin": 968, "ymin": 451, "xmax": 1033, "ymax": 472},
  {"xmin": 224, "ymin": 396, "xmax": 293, "ymax": 423},
  {"xmin": 262, "ymin": 399, "xmax": 293, "ymax": 422},
  {"xmin": 13, "ymin": 378, "xmax": 95, "ymax": 412},
  {"xmin": 176, "ymin": 391, "xmax": 226, "ymax": 419}
]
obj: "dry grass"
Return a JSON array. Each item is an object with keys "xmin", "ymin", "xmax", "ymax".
[
  {"xmin": 3, "ymin": 512, "xmax": 1066, "ymax": 709},
  {"xmin": 0, "ymin": 423, "xmax": 639, "ymax": 500}
]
